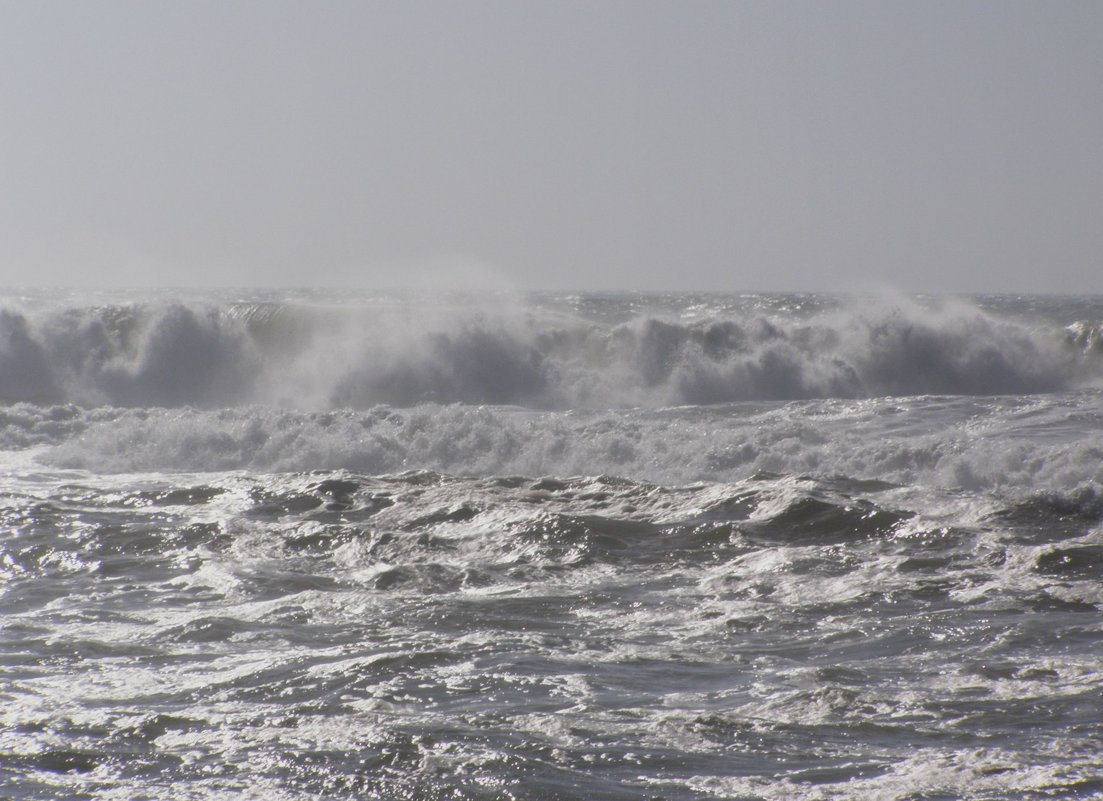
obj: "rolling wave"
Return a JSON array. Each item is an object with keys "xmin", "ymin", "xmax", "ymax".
[
  {"xmin": 9, "ymin": 393, "xmax": 1101, "ymax": 491},
  {"xmin": 0, "ymin": 295, "xmax": 1099, "ymax": 409}
]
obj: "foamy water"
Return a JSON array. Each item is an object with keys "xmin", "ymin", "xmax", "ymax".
[{"xmin": 2, "ymin": 291, "xmax": 1102, "ymax": 799}]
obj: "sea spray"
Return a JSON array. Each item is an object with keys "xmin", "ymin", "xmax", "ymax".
[
  {"xmin": 2, "ymin": 290, "xmax": 1102, "ymax": 800},
  {"xmin": 1, "ymin": 292, "xmax": 1100, "ymax": 410}
]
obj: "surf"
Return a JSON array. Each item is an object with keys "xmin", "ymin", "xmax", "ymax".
[{"xmin": 0, "ymin": 291, "xmax": 1099, "ymax": 410}]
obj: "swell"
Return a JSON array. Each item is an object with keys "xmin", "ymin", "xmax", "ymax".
[{"xmin": 0, "ymin": 295, "xmax": 1099, "ymax": 409}]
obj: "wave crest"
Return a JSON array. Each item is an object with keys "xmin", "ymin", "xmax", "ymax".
[{"xmin": 0, "ymin": 296, "xmax": 1097, "ymax": 409}]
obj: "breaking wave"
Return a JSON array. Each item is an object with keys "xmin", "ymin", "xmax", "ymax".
[
  {"xmin": 10, "ymin": 394, "xmax": 1102, "ymax": 491},
  {"xmin": 0, "ymin": 294, "xmax": 1099, "ymax": 409}
]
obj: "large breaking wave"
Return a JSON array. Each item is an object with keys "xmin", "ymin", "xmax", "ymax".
[{"xmin": 0, "ymin": 294, "xmax": 1099, "ymax": 409}]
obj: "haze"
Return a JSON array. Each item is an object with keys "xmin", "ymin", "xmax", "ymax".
[{"xmin": 2, "ymin": 1, "xmax": 1100, "ymax": 293}]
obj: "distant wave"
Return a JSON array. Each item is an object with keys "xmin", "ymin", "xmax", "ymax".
[{"xmin": 0, "ymin": 296, "xmax": 1099, "ymax": 409}]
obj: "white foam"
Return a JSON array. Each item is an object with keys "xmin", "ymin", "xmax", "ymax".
[
  {"xmin": 1, "ymin": 293, "xmax": 1099, "ymax": 409},
  {"xmin": 18, "ymin": 389, "xmax": 1100, "ymax": 495}
]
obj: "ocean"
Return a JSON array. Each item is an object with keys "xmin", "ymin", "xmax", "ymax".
[{"xmin": 1, "ymin": 289, "xmax": 1102, "ymax": 800}]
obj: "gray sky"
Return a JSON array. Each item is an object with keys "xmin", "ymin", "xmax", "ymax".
[{"xmin": 2, "ymin": 1, "xmax": 1101, "ymax": 292}]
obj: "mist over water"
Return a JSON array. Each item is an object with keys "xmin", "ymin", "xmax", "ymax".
[
  {"xmin": 1, "ymin": 291, "xmax": 1099, "ymax": 410},
  {"xmin": 2, "ymin": 291, "xmax": 1103, "ymax": 800}
]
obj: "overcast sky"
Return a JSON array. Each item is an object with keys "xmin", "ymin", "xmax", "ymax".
[{"xmin": 2, "ymin": 1, "xmax": 1100, "ymax": 292}]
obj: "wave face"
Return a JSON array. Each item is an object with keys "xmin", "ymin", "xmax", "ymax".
[{"xmin": 1, "ymin": 292, "xmax": 1099, "ymax": 409}]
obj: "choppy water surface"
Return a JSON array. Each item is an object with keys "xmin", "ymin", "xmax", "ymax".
[{"xmin": 2, "ymin": 291, "xmax": 1102, "ymax": 799}]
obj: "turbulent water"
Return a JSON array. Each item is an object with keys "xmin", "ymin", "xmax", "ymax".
[{"xmin": 2, "ymin": 289, "xmax": 1103, "ymax": 800}]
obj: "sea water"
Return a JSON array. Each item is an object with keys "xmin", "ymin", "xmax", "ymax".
[{"xmin": 1, "ymin": 290, "xmax": 1102, "ymax": 800}]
